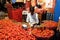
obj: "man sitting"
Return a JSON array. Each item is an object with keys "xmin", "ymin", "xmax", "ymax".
[{"xmin": 26, "ymin": 7, "xmax": 39, "ymax": 27}]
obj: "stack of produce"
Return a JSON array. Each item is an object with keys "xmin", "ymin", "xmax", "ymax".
[
  {"xmin": 32, "ymin": 28, "xmax": 54, "ymax": 38},
  {"xmin": 0, "ymin": 19, "xmax": 35, "ymax": 40},
  {"xmin": 40, "ymin": 20, "xmax": 58, "ymax": 29}
]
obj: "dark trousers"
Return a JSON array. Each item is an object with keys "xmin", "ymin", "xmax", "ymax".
[
  {"xmin": 15, "ymin": 2, "xmax": 24, "ymax": 8},
  {"xmin": 42, "ymin": 13, "xmax": 46, "ymax": 21},
  {"xmin": 12, "ymin": 3, "xmax": 16, "ymax": 8},
  {"xmin": 51, "ymin": 30, "xmax": 60, "ymax": 40},
  {"xmin": 55, "ymin": 31, "xmax": 60, "ymax": 40}
]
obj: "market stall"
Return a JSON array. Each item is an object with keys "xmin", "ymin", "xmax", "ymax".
[{"xmin": 0, "ymin": 0, "xmax": 60, "ymax": 40}]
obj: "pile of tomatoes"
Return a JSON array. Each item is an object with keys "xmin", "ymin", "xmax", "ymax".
[
  {"xmin": 0, "ymin": 19, "xmax": 55, "ymax": 40},
  {"xmin": 32, "ymin": 28, "xmax": 54, "ymax": 38},
  {"xmin": 0, "ymin": 19, "xmax": 36, "ymax": 40},
  {"xmin": 41, "ymin": 20, "xmax": 58, "ymax": 29}
]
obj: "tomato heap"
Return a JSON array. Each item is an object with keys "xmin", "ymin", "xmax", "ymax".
[
  {"xmin": 0, "ymin": 19, "xmax": 55, "ymax": 40},
  {"xmin": 32, "ymin": 28, "xmax": 54, "ymax": 38},
  {"xmin": 0, "ymin": 19, "xmax": 36, "ymax": 40},
  {"xmin": 41, "ymin": 20, "xmax": 58, "ymax": 29}
]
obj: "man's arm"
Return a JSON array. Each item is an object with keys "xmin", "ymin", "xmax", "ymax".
[
  {"xmin": 26, "ymin": 14, "xmax": 29, "ymax": 23},
  {"xmin": 35, "ymin": 13, "xmax": 39, "ymax": 24}
]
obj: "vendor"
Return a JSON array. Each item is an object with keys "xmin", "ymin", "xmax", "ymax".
[{"xmin": 26, "ymin": 7, "xmax": 39, "ymax": 27}]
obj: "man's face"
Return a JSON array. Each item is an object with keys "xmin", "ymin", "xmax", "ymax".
[
  {"xmin": 30, "ymin": 7, "xmax": 34, "ymax": 15},
  {"xmin": 31, "ymin": 11, "xmax": 34, "ymax": 15}
]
